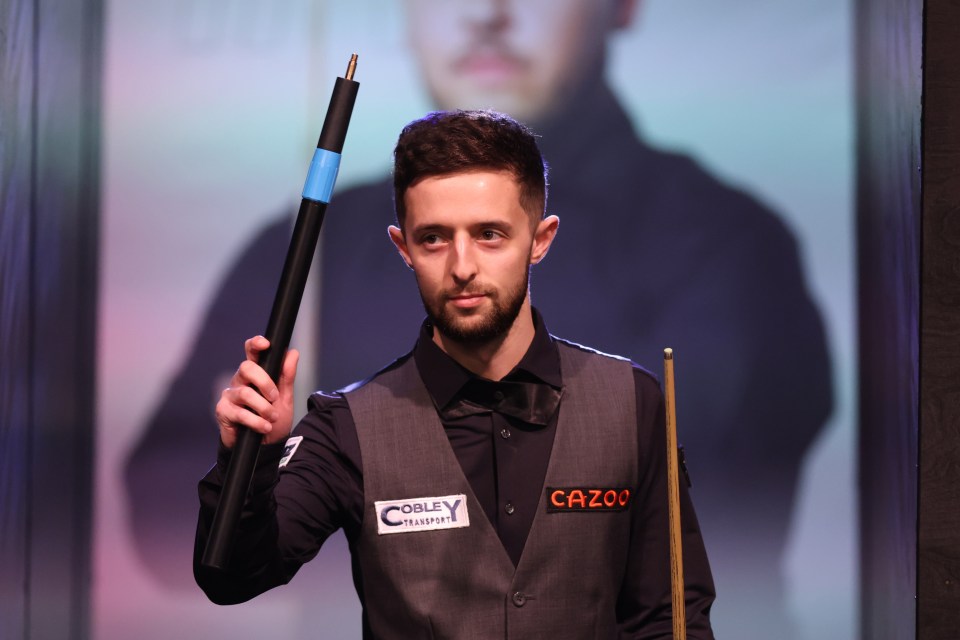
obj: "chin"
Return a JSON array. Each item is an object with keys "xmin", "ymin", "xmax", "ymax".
[{"xmin": 440, "ymin": 89, "xmax": 544, "ymax": 124}]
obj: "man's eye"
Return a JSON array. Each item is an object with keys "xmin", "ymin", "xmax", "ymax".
[
  {"xmin": 422, "ymin": 234, "xmax": 441, "ymax": 244},
  {"xmin": 480, "ymin": 230, "xmax": 501, "ymax": 241}
]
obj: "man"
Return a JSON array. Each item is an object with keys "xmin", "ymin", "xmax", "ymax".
[
  {"xmin": 131, "ymin": 1, "xmax": 830, "ymax": 636},
  {"xmin": 195, "ymin": 111, "xmax": 715, "ymax": 638}
]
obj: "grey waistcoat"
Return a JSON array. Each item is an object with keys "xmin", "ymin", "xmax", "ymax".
[{"xmin": 345, "ymin": 341, "xmax": 638, "ymax": 640}]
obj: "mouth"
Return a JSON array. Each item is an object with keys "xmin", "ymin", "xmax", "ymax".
[
  {"xmin": 454, "ymin": 47, "xmax": 527, "ymax": 83},
  {"xmin": 447, "ymin": 293, "xmax": 489, "ymax": 309}
]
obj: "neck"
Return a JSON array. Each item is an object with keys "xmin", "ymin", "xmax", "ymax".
[{"xmin": 432, "ymin": 300, "xmax": 536, "ymax": 381}]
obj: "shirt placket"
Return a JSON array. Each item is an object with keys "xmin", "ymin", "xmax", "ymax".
[{"xmin": 493, "ymin": 409, "xmax": 527, "ymax": 565}]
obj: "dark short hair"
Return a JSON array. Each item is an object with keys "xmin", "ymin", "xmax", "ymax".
[{"xmin": 393, "ymin": 110, "xmax": 548, "ymax": 230}]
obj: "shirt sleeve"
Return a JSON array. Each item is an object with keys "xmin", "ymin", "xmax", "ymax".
[
  {"xmin": 193, "ymin": 391, "xmax": 364, "ymax": 604},
  {"xmin": 616, "ymin": 366, "xmax": 716, "ymax": 639}
]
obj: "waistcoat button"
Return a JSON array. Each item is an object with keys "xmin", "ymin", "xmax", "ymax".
[
  {"xmin": 504, "ymin": 502, "xmax": 515, "ymax": 515},
  {"xmin": 500, "ymin": 428, "xmax": 511, "ymax": 439},
  {"xmin": 512, "ymin": 591, "xmax": 526, "ymax": 607}
]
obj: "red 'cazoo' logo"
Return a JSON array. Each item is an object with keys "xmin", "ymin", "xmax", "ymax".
[{"xmin": 546, "ymin": 487, "xmax": 632, "ymax": 512}]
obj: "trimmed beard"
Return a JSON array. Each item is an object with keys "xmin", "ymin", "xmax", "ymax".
[{"xmin": 421, "ymin": 270, "xmax": 529, "ymax": 346}]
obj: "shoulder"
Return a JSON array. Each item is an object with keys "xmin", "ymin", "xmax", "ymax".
[
  {"xmin": 216, "ymin": 211, "xmax": 293, "ymax": 283},
  {"xmin": 333, "ymin": 175, "xmax": 392, "ymax": 202},
  {"xmin": 600, "ymin": 129, "xmax": 790, "ymax": 241},
  {"xmin": 553, "ymin": 336, "xmax": 654, "ymax": 373},
  {"xmin": 553, "ymin": 335, "xmax": 630, "ymax": 363},
  {"xmin": 301, "ymin": 390, "xmax": 356, "ymax": 444},
  {"xmin": 623, "ymin": 146, "xmax": 808, "ymax": 297},
  {"xmin": 306, "ymin": 389, "xmax": 351, "ymax": 413},
  {"xmin": 553, "ymin": 336, "xmax": 661, "ymax": 394},
  {"xmin": 327, "ymin": 177, "xmax": 394, "ymax": 223},
  {"xmin": 321, "ymin": 176, "xmax": 400, "ymax": 266},
  {"xmin": 336, "ymin": 351, "xmax": 415, "ymax": 395}
]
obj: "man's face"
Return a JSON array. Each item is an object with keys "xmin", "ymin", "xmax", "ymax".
[
  {"xmin": 406, "ymin": 0, "xmax": 631, "ymax": 126},
  {"xmin": 389, "ymin": 171, "xmax": 547, "ymax": 345}
]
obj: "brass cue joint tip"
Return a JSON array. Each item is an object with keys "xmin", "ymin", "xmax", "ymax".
[{"xmin": 345, "ymin": 54, "xmax": 358, "ymax": 80}]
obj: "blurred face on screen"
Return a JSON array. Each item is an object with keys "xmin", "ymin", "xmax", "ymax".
[{"xmin": 406, "ymin": 0, "xmax": 636, "ymax": 126}]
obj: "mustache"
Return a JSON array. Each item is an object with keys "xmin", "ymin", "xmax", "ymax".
[{"xmin": 452, "ymin": 39, "xmax": 529, "ymax": 71}]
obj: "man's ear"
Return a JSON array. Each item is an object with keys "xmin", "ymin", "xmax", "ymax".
[
  {"xmin": 388, "ymin": 225, "xmax": 414, "ymax": 269},
  {"xmin": 530, "ymin": 215, "xmax": 560, "ymax": 265}
]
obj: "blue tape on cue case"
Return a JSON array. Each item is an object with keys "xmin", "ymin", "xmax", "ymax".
[{"xmin": 302, "ymin": 148, "xmax": 342, "ymax": 203}]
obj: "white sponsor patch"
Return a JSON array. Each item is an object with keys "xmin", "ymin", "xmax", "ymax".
[
  {"xmin": 278, "ymin": 435, "xmax": 303, "ymax": 468},
  {"xmin": 375, "ymin": 494, "xmax": 470, "ymax": 535}
]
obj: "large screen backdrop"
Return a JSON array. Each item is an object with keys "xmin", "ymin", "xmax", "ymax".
[{"xmin": 97, "ymin": 1, "xmax": 854, "ymax": 638}]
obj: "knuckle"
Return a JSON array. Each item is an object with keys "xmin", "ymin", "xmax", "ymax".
[{"xmin": 238, "ymin": 386, "xmax": 259, "ymax": 405}]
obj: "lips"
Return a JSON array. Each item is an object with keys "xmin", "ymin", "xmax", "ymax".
[
  {"xmin": 454, "ymin": 46, "xmax": 527, "ymax": 83},
  {"xmin": 445, "ymin": 287, "xmax": 493, "ymax": 309},
  {"xmin": 448, "ymin": 293, "xmax": 488, "ymax": 309}
]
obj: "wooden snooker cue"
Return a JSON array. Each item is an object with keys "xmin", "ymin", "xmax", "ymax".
[{"xmin": 663, "ymin": 348, "xmax": 686, "ymax": 640}]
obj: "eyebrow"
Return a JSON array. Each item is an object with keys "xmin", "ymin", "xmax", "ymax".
[
  {"xmin": 411, "ymin": 220, "xmax": 515, "ymax": 236},
  {"xmin": 409, "ymin": 223, "xmax": 449, "ymax": 237}
]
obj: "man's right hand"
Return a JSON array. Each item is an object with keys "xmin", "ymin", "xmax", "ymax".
[{"xmin": 215, "ymin": 336, "xmax": 300, "ymax": 449}]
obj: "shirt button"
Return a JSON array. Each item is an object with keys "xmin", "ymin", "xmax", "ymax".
[
  {"xmin": 512, "ymin": 591, "xmax": 526, "ymax": 607},
  {"xmin": 493, "ymin": 390, "xmax": 505, "ymax": 401},
  {"xmin": 500, "ymin": 428, "xmax": 511, "ymax": 439},
  {"xmin": 504, "ymin": 502, "xmax": 515, "ymax": 515}
]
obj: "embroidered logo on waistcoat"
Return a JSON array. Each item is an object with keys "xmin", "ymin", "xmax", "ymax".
[
  {"xmin": 278, "ymin": 435, "xmax": 303, "ymax": 468},
  {"xmin": 546, "ymin": 487, "xmax": 632, "ymax": 512},
  {"xmin": 375, "ymin": 494, "xmax": 470, "ymax": 535}
]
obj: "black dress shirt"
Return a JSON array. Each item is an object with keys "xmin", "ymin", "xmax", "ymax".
[
  {"xmin": 413, "ymin": 311, "xmax": 563, "ymax": 566},
  {"xmin": 194, "ymin": 310, "xmax": 716, "ymax": 638}
]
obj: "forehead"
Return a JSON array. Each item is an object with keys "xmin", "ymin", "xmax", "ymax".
[{"xmin": 404, "ymin": 171, "xmax": 526, "ymax": 227}]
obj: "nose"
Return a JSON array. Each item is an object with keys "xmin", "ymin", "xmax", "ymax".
[
  {"xmin": 449, "ymin": 234, "xmax": 478, "ymax": 285},
  {"xmin": 461, "ymin": 0, "xmax": 509, "ymax": 33}
]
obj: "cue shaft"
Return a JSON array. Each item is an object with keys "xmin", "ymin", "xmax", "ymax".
[{"xmin": 663, "ymin": 348, "xmax": 687, "ymax": 640}]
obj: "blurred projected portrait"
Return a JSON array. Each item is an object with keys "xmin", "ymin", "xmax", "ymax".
[{"xmin": 127, "ymin": 1, "xmax": 831, "ymax": 637}]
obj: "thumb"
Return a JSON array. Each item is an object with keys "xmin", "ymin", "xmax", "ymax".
[{"xmin": 279, "ymin": 349, "xmax": 300, "ymax": 401}]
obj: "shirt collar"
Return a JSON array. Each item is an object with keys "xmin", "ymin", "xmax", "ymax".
[{"xmin": 413, "ymin": 307, "xmax": 562, "ymax": 414}]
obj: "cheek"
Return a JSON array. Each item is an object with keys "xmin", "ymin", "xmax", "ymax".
[
  {"xmin": 410, "ymin": 255, "xmax": 446, "ymax": 287},
  {"xmin": 514, "ymin": 3, "xmax": 609, "ymax": 82},
  {"xmin": 408, "ymin": 6, "xmax": 460, "ymax": 61},
  {"xmin": 511, "ymin": 3, "xmax": 568, "ymax": 47},
  {"xmin": 492, "ymin": 250, "xmax": 533, "ymax": 281}
]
